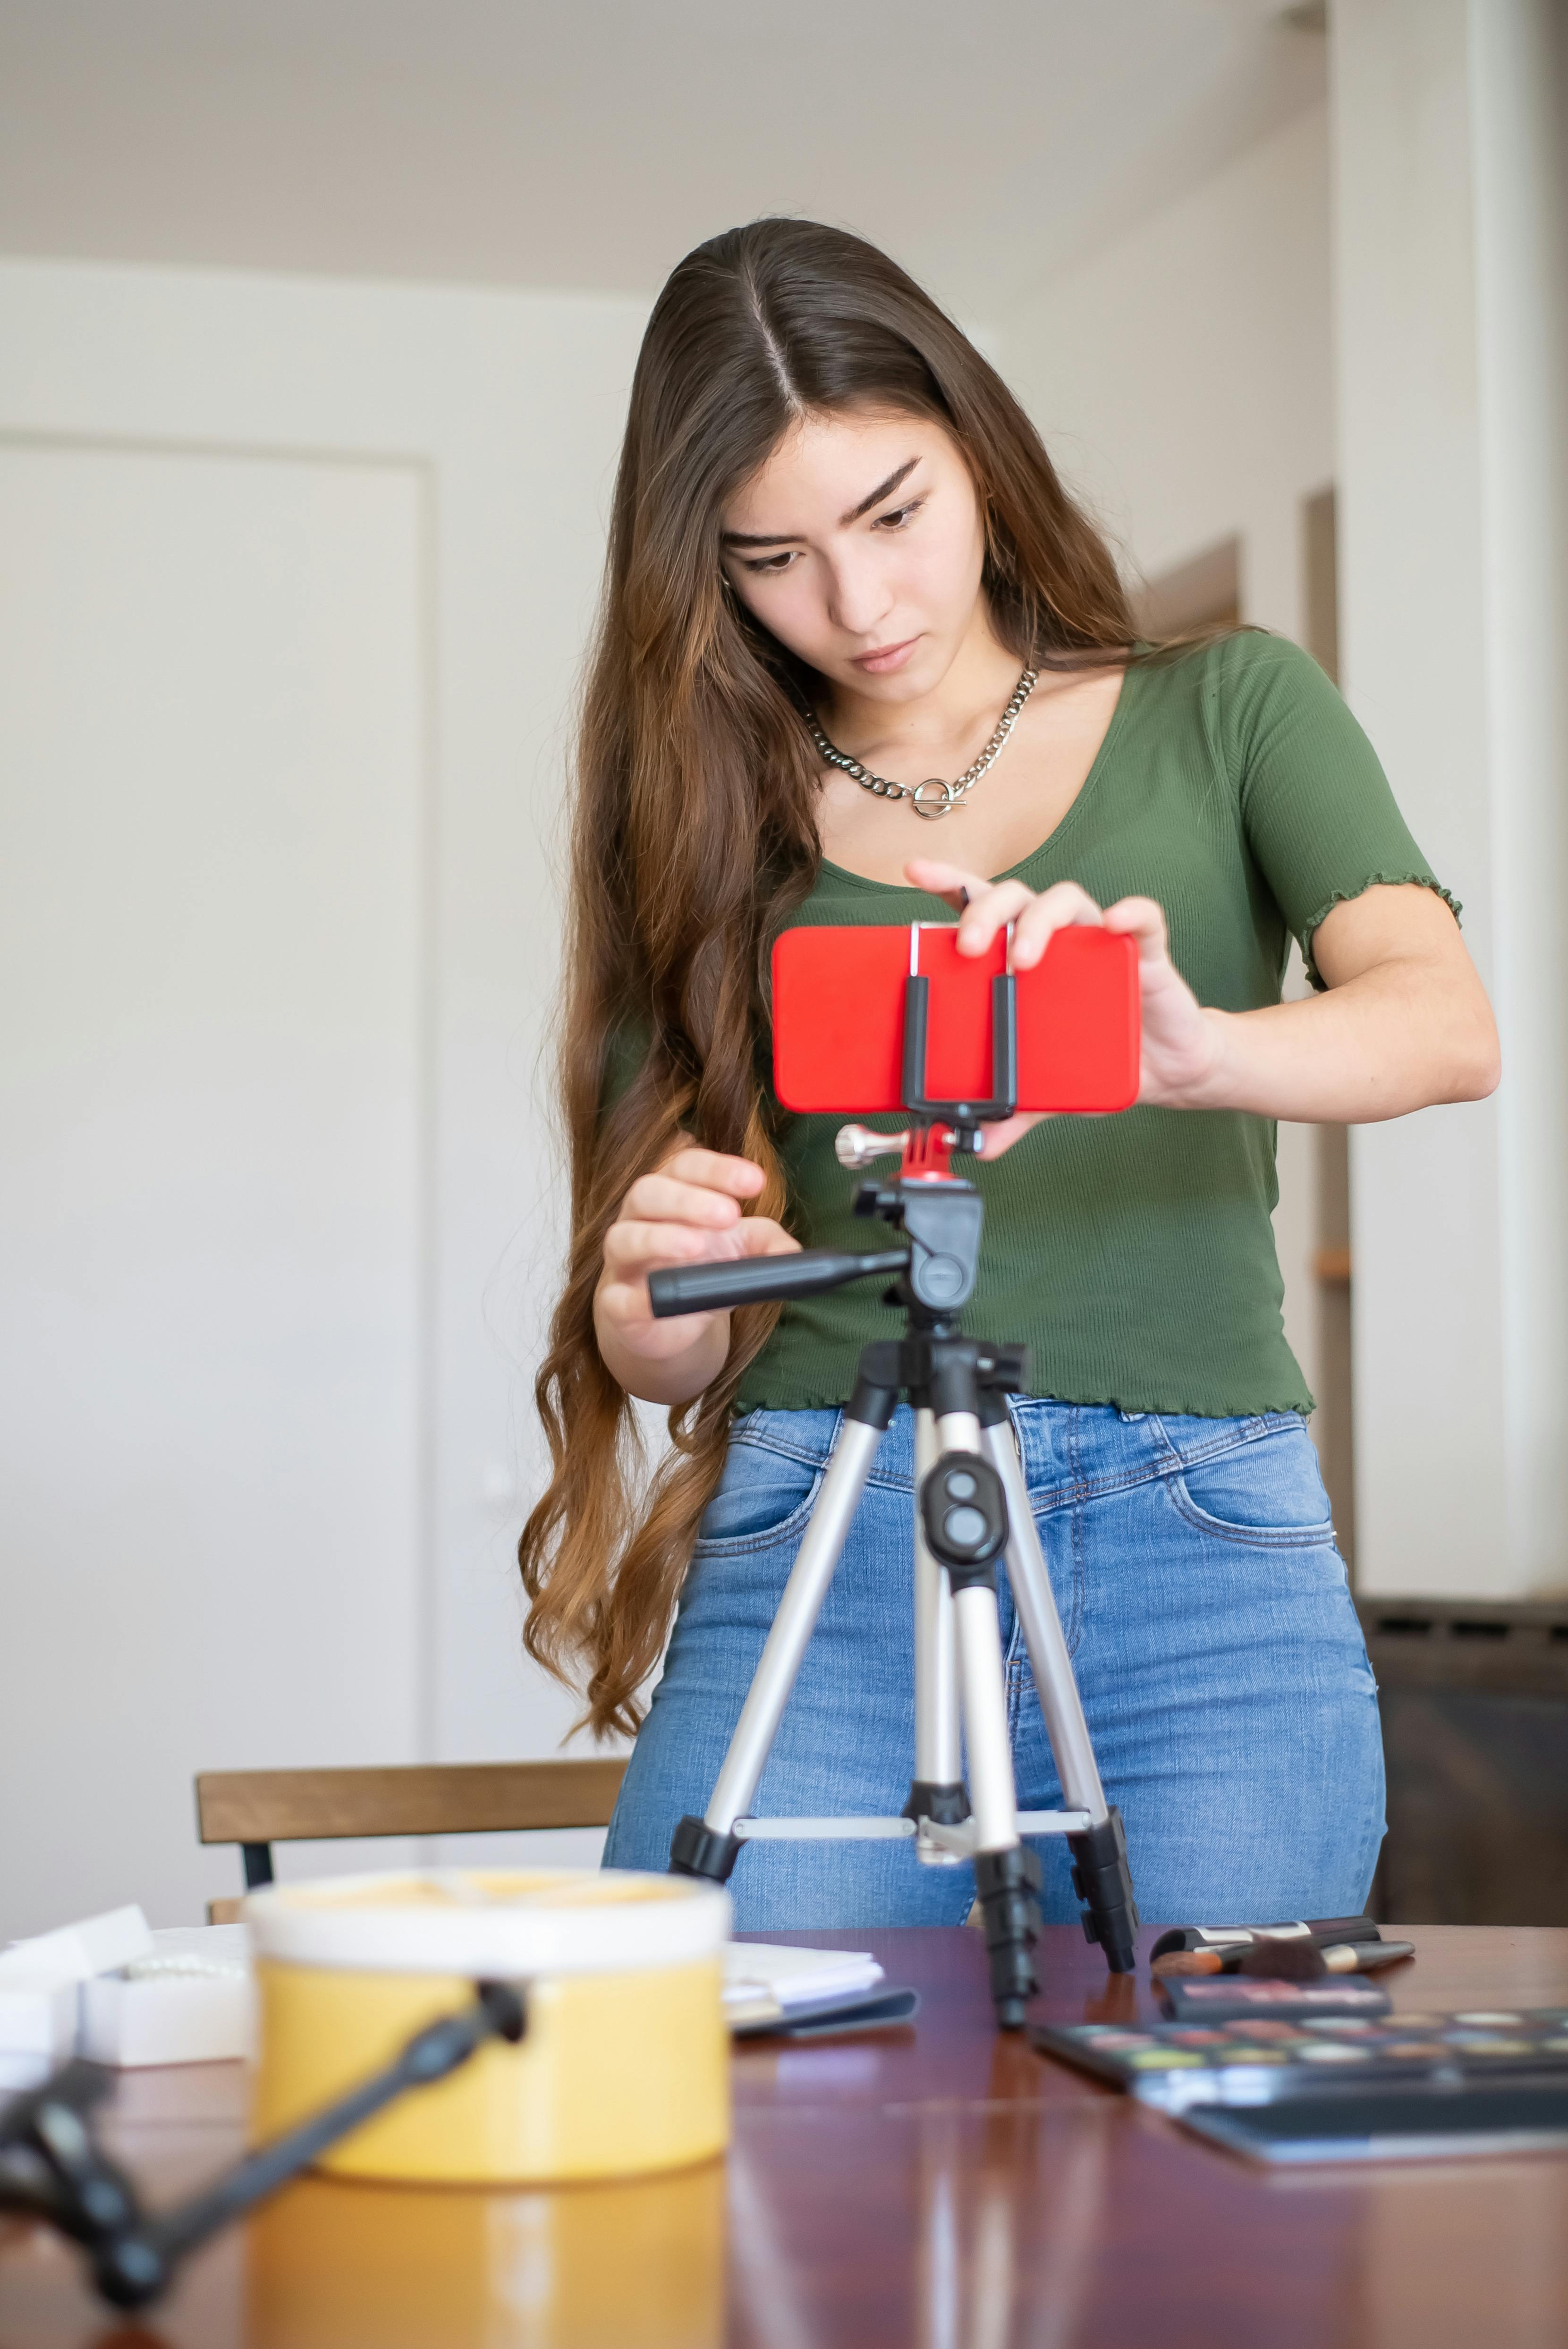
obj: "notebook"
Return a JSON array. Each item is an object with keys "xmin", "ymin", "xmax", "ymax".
[{"xmin": 723, "ymin": 1942, "xmax": 918, "ymax": 2037}]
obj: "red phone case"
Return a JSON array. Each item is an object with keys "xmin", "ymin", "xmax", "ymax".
[{"xmin": 771, "ymin": 923, "xmax": 1140, "ymax": 1115}]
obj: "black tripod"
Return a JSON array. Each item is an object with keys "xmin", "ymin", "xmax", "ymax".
[{"xmin": 648, "ymin": 933, "xmax": 1139, "ymax": 2029}]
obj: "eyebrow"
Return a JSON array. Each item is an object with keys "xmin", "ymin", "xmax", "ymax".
[{"xmin": 721, "ymin": 458, "xmax": 921, "ymax": 549}]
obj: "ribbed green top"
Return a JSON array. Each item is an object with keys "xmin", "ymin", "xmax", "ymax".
[{"xmin": 736, "ymin": 633, "xmax": 1456, "ymax": 1416}]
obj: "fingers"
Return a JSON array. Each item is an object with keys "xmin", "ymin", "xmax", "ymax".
[
  {"xmin": 1009, "ymin": 882, "xmax": 1105, "ymax": 969},
  {"xmin": 603, "ymin": 1145, "xmax": 779, "ymax": 1335},
  {"xmin": 1102, "ymin": 896, "xmax": 1171, "ymax": 966},
  {"xmin": 903, "ymin": 860, "xmax": 1108, "ymax": 968},
  {"xmin": 970, "ymin": 1111, "xmax": 1046, "ymax": 1160},
  {"xmin": 603, "ymin": 1219, "xmax": 728, "ymax": 1276},
  {"xmin": 598, "ymin": 1145, "xmax": 786, "ymax": 1375},
  {"xmin": 622, "ymin": 1170, "xmax": 742, "ymax": 1230},
  {"xmin": 903, "ymin": 857, "xmax": 985, "ymax": 915},
  {"xmin": 735, "ymin": 1217, "xmax": 801, "ymax": 1256},
  {"xmin": 955, "ymin": 878, "xmax": 1043, "ymax": 954},
  {"xmin": 907, "ymin": 863, "xmax": 1167, "ymax": 979},
  {"xmin": 603, "ymin": 1213, "xmax": 797, "ymax": 1284},
  {"xmin": 655, "ymin": 1146, "xmax": 767, "ymax": 1197},
  {"xmin": 615, "ymin": 1147, "xmax": 767, "ymax": 1240},
  {"xmin": 905, "ymin": 861, "xmax": 1039, "ymax": 953}
]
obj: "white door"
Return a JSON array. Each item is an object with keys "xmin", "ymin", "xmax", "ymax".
[
  {"xmin": 0, "ymin": 264, "xmax": 646, "ymax": 1935},
  {"xmin": 0, "ymin": 439, "xmax": 427, "ymax": 1932}
]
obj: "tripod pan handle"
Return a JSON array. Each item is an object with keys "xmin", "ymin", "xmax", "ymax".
[{"xmin": 648, "ymin": 1248, "xmax": 907, "ymax": 1318}]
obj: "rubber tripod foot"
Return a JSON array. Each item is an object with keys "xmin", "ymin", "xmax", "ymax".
[
  {"xmin": 669, "ymin": 1815, "xmax": 743, "ymax": 1883},
  {"xmin": 973, "ymin": 1844, "xmax": 1042, "ymax": 2029},
  {"xmin": 1067, "ymin": 1806, "xmax": 1140, "ymax": 1973}
]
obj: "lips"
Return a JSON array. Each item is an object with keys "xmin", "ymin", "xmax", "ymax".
[{"xmin": 853, "ymin": 636, "xmax": 920, "ymax": 675}]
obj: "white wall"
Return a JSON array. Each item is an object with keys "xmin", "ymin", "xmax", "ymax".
[
  {"xmin": 1471, "ymin": 0, "xmax": 1568, "ymax": 1595},
  {"xmin": 1331, "ymin": 0, "xmax": 1568, "ymax": 1596},
  {"xmin": 0, "ymin": 262, "xmax": 647, "ymax": 1934},
  {"xmin": 996, "ymin": 104, "xmax": 1336, "ymax": 1396}
]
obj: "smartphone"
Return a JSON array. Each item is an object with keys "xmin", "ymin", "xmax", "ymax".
[{"xmin": 771, "ymin": 922, "xmax": 1141, "ymax": 1115}]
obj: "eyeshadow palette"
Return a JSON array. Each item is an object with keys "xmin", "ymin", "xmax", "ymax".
[
  {"xmin": 1030, "ymin": 2009, "xmax": 1568, "ymax": 2115},
  {"xmin": 1156, "ymin": 1976, "xmax": 1391, "ymax": 2024}
]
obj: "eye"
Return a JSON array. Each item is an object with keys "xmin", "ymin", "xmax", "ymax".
[
  {"xmin": 739, "ymin": 549, "xmax": 802, "ymax": 576},
  {"xmin": 873, "ymin": 498, "xmax": 925, "ymax": 533}
]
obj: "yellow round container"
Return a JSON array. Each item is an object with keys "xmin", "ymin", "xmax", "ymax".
[{"xmin": 244, "ymin": 1867, "xmax": 730, "ymax": 2186}]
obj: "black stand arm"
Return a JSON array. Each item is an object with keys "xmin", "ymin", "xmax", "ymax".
[
  {"xmin": 0, "ymin": 1980, "xmax": 525, "ymax": 2311},
  {"xmin": 648, "ymin": 1248, "xmax": 907, "ymax": 1318}
]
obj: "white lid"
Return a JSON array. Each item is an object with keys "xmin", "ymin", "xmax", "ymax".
[{"xmin": 244, "ymin": 1867, "xmax": 730, "ymax": 1978}]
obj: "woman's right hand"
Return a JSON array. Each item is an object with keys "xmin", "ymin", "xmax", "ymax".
[{"xmin": 593, "ymin": 1144, "xmax": 800, "ymax": 1399}]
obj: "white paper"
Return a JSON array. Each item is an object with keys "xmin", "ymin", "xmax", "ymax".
[
  {"xmin": 722, "ymin": 1942, "xmax": 884, "ymax": 2010},
  {"xmin": 0, "ymin": 1904, "xmax": 153, "ymax": 1989}
]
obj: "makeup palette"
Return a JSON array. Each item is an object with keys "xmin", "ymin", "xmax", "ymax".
[{"xmin": 1031, "ymin": 2008, "xmax": 1568, "ymax": 2117}]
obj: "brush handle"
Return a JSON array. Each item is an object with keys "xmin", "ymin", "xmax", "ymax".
[{"xmin": 1323, "ymin": 1940, "xmax": 1415, "ymax": 1974}]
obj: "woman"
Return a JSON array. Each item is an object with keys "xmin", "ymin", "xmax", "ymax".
[{"xmin": 519, "ymin": 218, "xmax": 1499, "ymax": 1930}]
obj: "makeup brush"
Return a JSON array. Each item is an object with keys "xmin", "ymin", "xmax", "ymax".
[
  {"xmin": 1148, "ymin": 1917, "xmax": 1381, "ymax": 1962},
  {"xmin": 1237, "ymin": 1935, "xmax": 1416, "ymax": 1979},
  {"xmin": 1149, "ymin": 1947, "xmax": 1237, "ymax": 1978},
  {"xmin": 1152, "ymin": 1937, "xmax": 1415, "ymax": 1980}
]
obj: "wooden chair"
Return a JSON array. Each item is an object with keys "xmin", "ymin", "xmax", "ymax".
[{"xmin": 195, "ymin": 1759, "xmax": 627, "ymax": 1924}]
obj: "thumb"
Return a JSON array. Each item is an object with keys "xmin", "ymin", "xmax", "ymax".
[
  {"xmin": 972, "ymin": 1112, "xmax": 1045, "ymax": 1162},
  {"xmin": 736, "ymin": 1216, "xmax": 801, "ymax": 1257}
]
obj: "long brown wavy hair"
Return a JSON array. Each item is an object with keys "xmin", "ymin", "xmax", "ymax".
[{"xmin": 519, "ymin": 217, "xmax": 1139, "ymax": 1738}]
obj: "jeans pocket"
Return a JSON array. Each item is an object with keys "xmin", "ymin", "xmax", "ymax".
[
  {"xmin": 1166, "ymin": 1421, "xmax": 1336, "ymax": 1550},
  {"xmin": 693, "ymin": 1432, "xmax": 824, "ymax": 1553}
]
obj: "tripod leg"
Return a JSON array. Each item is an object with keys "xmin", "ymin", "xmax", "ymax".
[
  {"xmin": 924, "ymin": 1382, "xmax": 1041, "ymax": 2030},
  {"xmin": 979, "ymin": 1407, "xmax": 1139, "ymax": 1973},
  {"xmin": 905, "ymin": 1407, "xmax": 967, "ymax": 1859},
  {"xmin": 950, "ymin": 1578, "xmax": 1017, "ymax": 1856},
  {"xmin": 949, "ymin": 1570, "xmax": 1040, "ymax": 2030},
  {"xmin": 669, "ymin": 1377, "xmax": 894, "ymax": 1883}
]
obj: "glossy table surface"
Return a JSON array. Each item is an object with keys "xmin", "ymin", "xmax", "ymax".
[{"xmin": 2, "ymin": 1922, "xmax": 1567, "ymax": 2348}]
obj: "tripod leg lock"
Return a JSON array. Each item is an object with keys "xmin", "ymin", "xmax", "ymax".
[
  {"xmin": 669, "ymin": 1815, "xmax": 744, "ymax": 1883},
  {"xmin": 902, "ymin": 1779, "xmax": 970, "ymax": 1826},
  {"xmin": 973, "ymin": 1844, "xmax": 1042, "ymax": 2029},
  {"xmin": 1067, "ymin": 1806, "xmax": 1140, "ymax": 1973}
]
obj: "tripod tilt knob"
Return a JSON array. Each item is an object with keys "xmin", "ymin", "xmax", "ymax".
[
  {"xmin": 921, "ymin": 1452, "xmax": 1008, "ymax": 1572},
  {"xmin": 835, "ymin": 1124, "xmax": 909, "ymax": 1170}
]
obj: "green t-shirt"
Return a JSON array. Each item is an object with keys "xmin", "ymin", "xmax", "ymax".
[{"xmin": 736, "ymin": 632, "xmax": 1455, "ymax": 1417}]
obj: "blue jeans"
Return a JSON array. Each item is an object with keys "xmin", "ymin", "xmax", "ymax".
[{"xmin": 603, "ymin": 1403, "xmax": 1385, "ymax": 1930}]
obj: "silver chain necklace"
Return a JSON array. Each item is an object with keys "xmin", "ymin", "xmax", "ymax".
[{"xmin": 804, "ymin": 666, "xmax": 1039, "ymax": 820}]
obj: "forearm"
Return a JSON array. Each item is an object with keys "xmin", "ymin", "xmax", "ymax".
[{"xmin": 1185, "ymin": 958, "xmax": 1501, "ymax": 1124}]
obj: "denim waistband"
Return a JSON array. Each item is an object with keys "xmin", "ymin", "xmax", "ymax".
[{"xmin": 730, "ymin": 1399, "xmax": 1307, "ymax": 1514}]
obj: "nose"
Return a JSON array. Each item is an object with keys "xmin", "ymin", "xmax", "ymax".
[{"xmin": 824, "ymin": 545, "xmax": 893, "ymax": 641}]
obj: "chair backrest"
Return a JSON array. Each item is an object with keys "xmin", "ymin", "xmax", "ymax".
[{"xmin": 196, "ymin": 1759, "xmax": 627, "ymax": 1922}]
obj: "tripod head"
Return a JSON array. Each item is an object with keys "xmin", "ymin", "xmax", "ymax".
[{"xmin": 646, "ymin": 1126, "xmax": 985, "ymax": 1329}]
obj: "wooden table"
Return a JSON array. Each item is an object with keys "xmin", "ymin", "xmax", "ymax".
[{"xmin": 2, "ymin": 1923, "xmax": 1567, "ymax": 2348}]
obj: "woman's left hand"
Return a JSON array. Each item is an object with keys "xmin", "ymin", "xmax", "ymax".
[{"xmin": 904, "ymin": 860, "xmax": 1223, "ymax": 1157}]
